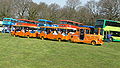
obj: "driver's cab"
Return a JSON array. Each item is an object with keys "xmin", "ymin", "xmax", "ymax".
[{"xmin": 71, "ymin": 27, "xmax": 104, "ymax": 45}]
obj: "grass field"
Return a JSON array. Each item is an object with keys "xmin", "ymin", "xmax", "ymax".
[{"xmin": 0, "ymin": 33, "xmax": 120, "ymax": 68}]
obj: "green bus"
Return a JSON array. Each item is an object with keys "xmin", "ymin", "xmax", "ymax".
[{"xmin": 95, "ymin": 19, "xmax": 120, "ymax": 42}]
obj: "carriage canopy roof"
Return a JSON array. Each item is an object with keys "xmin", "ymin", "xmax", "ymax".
[
  {"xmin": 60, "ymin": 20, "xmax": 84, "ymax": 25},
  {"xmin": 38, "ymin": 19, "xmax": 53, "ymax": 23},
  {"xmin": 18, "ymin": 19, "xmax": 40, "ymax": 23}
]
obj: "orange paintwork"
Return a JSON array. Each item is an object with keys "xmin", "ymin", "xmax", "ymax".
[
  {"xmin": 46, "ymin": 32, "xmax": 58, "ymax": 39},
  {"xmin": 56, "ymin": 33, "xmax": 71, "ymax": 40},
  {"xmin": 11, "ymin": 31, "xmax": 16, "ymax": 36},
  {"xmin": 29, "ymin": 32, "xmax": 38, "ymax": 37},
  {"xmin": 38, "ymin": 31, "xmax": 72, "ymax": 41},
  {"xmin": 12, "ymin": 30, "xmax": 38, "ymax": 37},
  {"xmin": 11, "ymin": 30, "xmax": 25, "ymax": 37},
  {"xmin": 38, "ymin": 31, "xmax": 47, "ymax": 39},
  {"xmin": 15, "ymin": 31, "xmax": 25, "ymax": 37}
]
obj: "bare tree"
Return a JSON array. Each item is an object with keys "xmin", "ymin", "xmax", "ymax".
[
  {"xmin": 66, "ymin": 0, "xmax": 81, "ymax": 9},
  {"xmin": 37, "ymin": 2, "xmax": 50, "ymax": 19},
  {"xmin": 77, "ymin": 6, "xmax": 93, "ymax": 25},
  {"xmin": 59, "ymin": 0, "xmax": 81, "ymax": 21},
  {"xmin": 84, "ymin": 0, "xmax": 101, "ymax": 25},
  {"xmin": 27, "ymin": 2, "xmax": 39, "ymax": 20},
  {"xmin": 0, "ymin": 0, "xmax": 14, "ymax": 18},
  {"xmin": 48, "ymin": 3, "xmax": 60, "ymax": 23},
  {"xmin": 13, "ymin": 0, "xmax": 33, "ymax": 19},
  {"xmin": 98, "ymin": 0, "xmax": 120, "ymax": 20}
]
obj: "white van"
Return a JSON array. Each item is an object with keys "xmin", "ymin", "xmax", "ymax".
[{"xmin": 0, "ymin": 26, "xmax": 3, "ymax": 32}]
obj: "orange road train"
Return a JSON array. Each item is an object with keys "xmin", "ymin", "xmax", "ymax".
[{"xmin": 11, "ymin": 25, "xmax": 103, "ymax": 45}]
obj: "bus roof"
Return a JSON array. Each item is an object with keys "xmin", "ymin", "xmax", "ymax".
[
  {"xmin": 3, "ymin": 18, "xmax": 13, "ymax": 20},
  {"xmin": 18, "ymin": 19, "xmax": 40, "ymax": 23},
  {"xmin": 11, "ymin": 19, "xmax": 18, "ymax": 21},
  {"xmin": 3, "ymin": 18, "xmax": 18, "ymax": 21},
  {"xmin": 97, "ymin": 19, "xmax": 120, "ymax": 23},
  {"xmin": 80, "ymin": 25, "xmax": 95, "ymax": 28},
  {"xmin": 40, "ymin": 26, "xmax": 76, "ymax": 30},
  {"xmin": 38, "ymin": 19, "xmax": 53, "ymax": 23},
  {"xmin": 60, "ymin": 20, "xmax": 84, "ymax": 25}
]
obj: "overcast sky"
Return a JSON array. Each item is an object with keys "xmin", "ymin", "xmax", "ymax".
[{"xmin": 32, "ymin": 0, "xmax": 93, "ymax": 6}]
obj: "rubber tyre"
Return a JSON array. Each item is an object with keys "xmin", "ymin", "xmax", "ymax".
[
  {"xmin": 14, "ymin": 35, "xmax": 16, "ymax": 37},
  {"xmin": 91, "ymin": 41, "xmax": 96, "ymax": 45},
  {"xmin": 58, "ymin": 38, "xmax": 61, "ymax": 42},
  {"xmin": 41, "ymin": 37, "xmax": 44, "ymax": 40},
  {"xmin": 27, "ymin": 36, "xmax": 30, "ymax": 38},
  {"xmin": 109, "ymin": 37, "xmax": 113, "ymax": 42}
]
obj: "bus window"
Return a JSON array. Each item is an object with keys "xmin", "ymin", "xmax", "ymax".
[
  {"xmin": 60, "ymin": 21, "xmax": 67, "ymax": 24},
  {"xmin": 74, "ymin": 23, "xmax": 78, "ymax": 26},
  {"xmin": 28, "ymin": 21, "xmax": 35, "ymax": 24},
  {"xmin": 111, "ymin": 31, "xmax": 120, "ymax": 37},
  {"xmin": 4, "ymin": 19, "xmax": 11, "ymax": 21},
  {"xmin": 11, "ymin": 20, "xmax": 17, "ymax": 23},
  {"xmin": 67, "ymin": 22, "xmax": 74, "ymax": 25},
  {"xmin": 106, "ymin": 21, "xmax": 120, "ymax": 27}
]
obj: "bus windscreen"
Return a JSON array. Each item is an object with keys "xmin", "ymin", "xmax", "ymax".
[{"xmin": 95, "ymin": 20, "xmax": 104, "ymax": 28}]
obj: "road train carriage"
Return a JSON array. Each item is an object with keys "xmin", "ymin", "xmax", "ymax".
[
  {"xmin": 11, "ymin": 25, "xmax": 39, "ymax": 38},
  {"xmin": 38, "ymin": 26, "xmax": 76, "ymax": 41}
]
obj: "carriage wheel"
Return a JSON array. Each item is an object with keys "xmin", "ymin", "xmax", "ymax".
[
  {"xmin": 58, "ymin": 38, "xmax": 61, "ymax": 42},
  {"xmin": 41, "ymin": 37, "xmax": 44, "ymax": 40},
  {"xmin": 91, "ymin": 41, "xmax": 96, "ymax": 45}
]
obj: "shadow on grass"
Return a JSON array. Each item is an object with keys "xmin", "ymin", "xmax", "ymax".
[
  {"xmin": 77, "ymin": 42, "xmax": 102, "ymax": 46},
  {"xmin": 12, "ymin": 36, "xmax": 103, "ymax": 46}
]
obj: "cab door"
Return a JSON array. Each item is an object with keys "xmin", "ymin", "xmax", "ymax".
[
  {"xmin": 79, "ymin": 29, "xmax": 85, "ymax": 40},
  {"xmin": 104, "ymin": 31, "xmax": 109, "ymax": 40}
]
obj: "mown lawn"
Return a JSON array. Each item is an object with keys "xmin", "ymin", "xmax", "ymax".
[{"xmin": 0, "ymin": 33, "xmax": 120, "ymax": 68}]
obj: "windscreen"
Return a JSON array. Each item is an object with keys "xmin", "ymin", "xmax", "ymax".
[
  {"xmin": 95, "ymin": 20, "xmax": 104, "ymax": 28},
  {"xmin": 90, "ymin": 28, "xmax": 103, "ymax": 35}
]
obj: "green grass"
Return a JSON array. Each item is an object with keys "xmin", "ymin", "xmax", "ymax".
[{"xmin": 0, "ymin": 33, "xmax": 120, "ymax": 68}]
